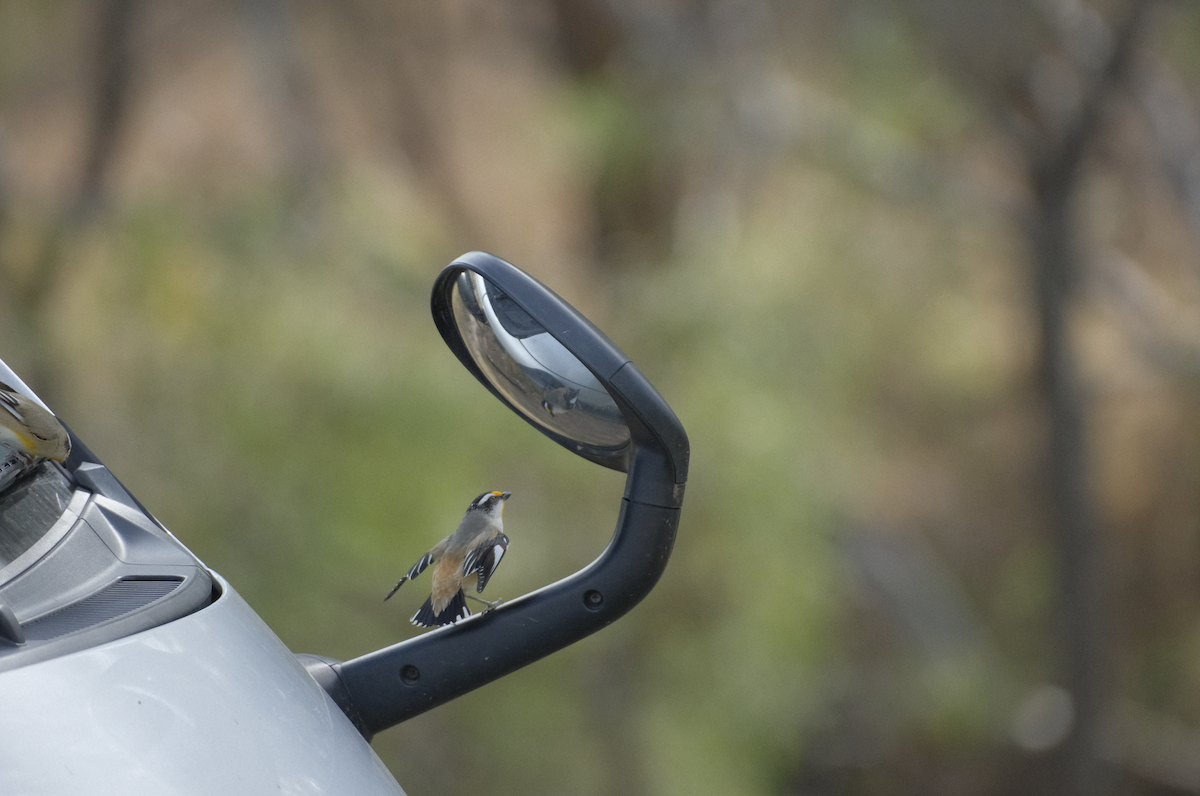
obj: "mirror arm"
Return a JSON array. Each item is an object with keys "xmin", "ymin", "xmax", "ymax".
[{"xmin": 327, "ymin": 441, "xmax": 682, "ymax": 737}]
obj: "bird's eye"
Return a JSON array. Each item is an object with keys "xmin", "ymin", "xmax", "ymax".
[{"xmin": 32, "ymin": 433, "xmax": 49, "ymax": 441}]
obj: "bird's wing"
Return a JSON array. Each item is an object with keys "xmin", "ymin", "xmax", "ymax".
[
  {"xmin": 0, "ymin": 387, "xmax": 24, "ymax": 424},
  {"xmin": 464, "ymin": 532, "xmax": 509, "ymax": 593},
  {"xmin": 383, "ymin": 550, "xmax": 437, "ymax": 602},
  {"xmin": 404, "ymin": 551, "xmax": 436, "ymax": 581}
]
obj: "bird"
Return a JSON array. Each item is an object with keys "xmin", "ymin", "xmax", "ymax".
[
  {"xmin": 385, "ymin": 490, "xmax": 511, "ymax": 627},
  {"xmin": 541, "ymin": 386, "xmax": 579, "ymax": 417},
  {"xmin": 0, "ymin": 381, "xmax": 71, "ymax": 465}
]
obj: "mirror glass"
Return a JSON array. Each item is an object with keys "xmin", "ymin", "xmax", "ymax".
[{"xmin": 451, "ymin": 272, "xmax": 630, "ymax": 450}]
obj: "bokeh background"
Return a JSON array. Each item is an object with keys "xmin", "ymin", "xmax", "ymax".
[{"xmin": 3, "ymin": 1, "xmax": 1200, "ymax": 794}]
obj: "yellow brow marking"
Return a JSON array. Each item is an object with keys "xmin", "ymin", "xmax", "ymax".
[{"xmin": 8, "ymin": 429, "xmax": 33, "ymax": 451}]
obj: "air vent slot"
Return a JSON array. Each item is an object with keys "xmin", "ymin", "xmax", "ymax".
[{"xmin": 23, "ymin": 578, "xmax": 183, "ymax": 642}]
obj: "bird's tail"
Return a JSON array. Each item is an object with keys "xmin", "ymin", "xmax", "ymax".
[{"xmin": 411, "ymin": 591, "xmax": 470, "ymax": 628}]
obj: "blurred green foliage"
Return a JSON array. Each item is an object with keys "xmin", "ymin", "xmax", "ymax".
[{"xmin": 4, "ymin": 1, "xmax": 1200, "ymax": 795}]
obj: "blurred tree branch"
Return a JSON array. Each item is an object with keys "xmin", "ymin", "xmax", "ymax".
[
  {"xmin": 1138, "ymin": 57, "xmax": 1200, "ymax": 268},
  {"xmin": 328, "ymin": 1, "xmax": 484, "ymax": 246},
  {"xmin": 8, "ymin": 0, "xmax": 141, "ymax": 400},
  {"xmin": 64, "ymin": 0, "xmax": 139, "ymax": 230},
  {"xmin": 240, "ymin": 0, "xmax": 332, "ymax": 224},
  {"xmin": 1026, "ymin": 4, "xmax": 1155, "ymax": 795},
  {"xmin": 896, "ymin": 0, "xmax": 1160, "ymax": 792}
]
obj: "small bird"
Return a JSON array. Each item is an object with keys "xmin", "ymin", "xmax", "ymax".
[
  {"xmin": 385, "ymin": 490, "xmax": 511, "ymax": 627},
  {"xmin": 541, "ymin": 386, "xmax": 579, "ymax": 417},
  {"xmin": 0, "ymin": 381, "xmax": 71, "ymax": 465}
]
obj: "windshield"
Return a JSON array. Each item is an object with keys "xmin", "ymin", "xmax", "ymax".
[{"xmin": 0, "ymin": 464, "xmax": 77, "ymax": 575}]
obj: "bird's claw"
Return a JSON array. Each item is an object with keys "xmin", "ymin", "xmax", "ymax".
[{"xmin": 467, "ymin": 595, "xmax": 503, "ymax": 613}]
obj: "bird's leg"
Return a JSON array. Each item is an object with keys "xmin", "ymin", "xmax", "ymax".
[{"xmin": 466, "ymin": 594, "xmax": 502, "ymax": 613}]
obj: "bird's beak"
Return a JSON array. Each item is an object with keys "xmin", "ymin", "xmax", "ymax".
[{"xmin": 500, "ymin": 492, "xmax": 512, "ymax": 501}]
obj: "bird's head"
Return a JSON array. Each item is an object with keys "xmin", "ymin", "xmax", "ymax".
[
  {"xmin": 468, "ymin": 490, "xmax": 512, "ymax": 520},
  {"xmin": 28, "ymin": 425, "xmax": 71, "ymax": 463}
]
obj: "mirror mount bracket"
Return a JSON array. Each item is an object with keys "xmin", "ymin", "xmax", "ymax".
[{"xmin": 323, "ymin": 253, "xmax": 689, "ymax": 738}]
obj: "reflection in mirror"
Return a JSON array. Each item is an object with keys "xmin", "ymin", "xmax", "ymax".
[
  {"xmin": 451, "ymin": 272, "xmax": 630, "ymax": 451},
  {"xmin": 0, "ymin": 463, "xmax": 73, "ymax": 569}
]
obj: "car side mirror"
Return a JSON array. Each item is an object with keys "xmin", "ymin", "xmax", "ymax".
[{"xmin": 311, "ymin": 252, "xmax": 689, "ymax": 738}]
